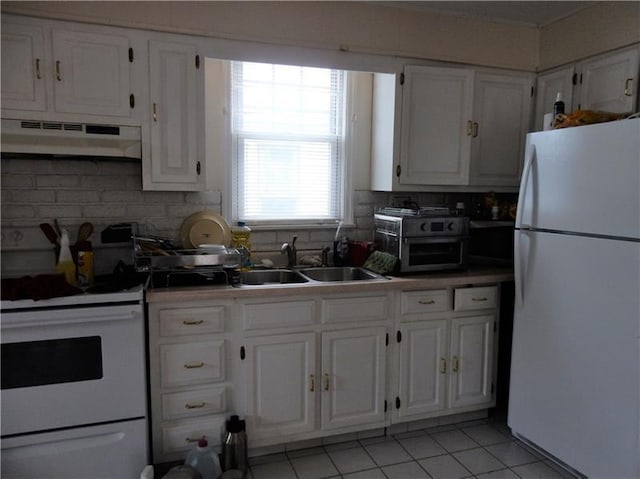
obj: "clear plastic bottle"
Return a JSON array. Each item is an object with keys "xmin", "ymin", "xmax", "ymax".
[
  {"xmin": 184, "ymin": 437, "xmax": 222, "ymax": 479},
  {"xmin": 231, "ymin": 221, "xmax": 251, "ymax": 269},
  {"xmin": 56, "ymin": 229, "xmax": 76, "ymax": 286}
]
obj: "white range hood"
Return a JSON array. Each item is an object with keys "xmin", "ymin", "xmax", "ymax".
[{"xmin": 1, "ymin": 118, "xmax": 142, "ymax": 159}]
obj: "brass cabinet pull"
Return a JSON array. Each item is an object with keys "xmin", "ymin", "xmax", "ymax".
[
  {"xmin": 473, "ymin": 122, "xmax": 479, "ymax": 137},
  {"xmin": 35, "ymin": 58, "xmax": 41, "ymax": 79},
  {"xmin": 323, "ymin": 373, "xmax": 330, "ymax": 391},
  {"xmin": 466, "ymin": 120, "xmax": 473, "ymax": 136},
  {"xmin": 55, "ymin": 60, "xmax": 61, "ymax": 81},
  {"xmin": 310, "ymin": 374, "xmax": 315, "ymax": 392},
  {"xmin": 440, "ymin": 357, "xmax": 447, "ymax": 374},
  {"xmin": 183, "ymin": 319, "xmax": 204, "ymax": 325},
  {"xmin": 184, "ymin": 361, "xmax": 204, "ymax": 369},
  {"xmin": 153, "ymin": 103, "xmax": 158, "ymax": 121},
  {"xmin": 452, "ymin": 356, "xmax": 460, "ymax": 372},
  {"xmin": 185, "ymin": 402, "xmax": 206, "ymax": 409},
  {"xmin": 625, "ymin": 78, "xmax": 633, "ymax": 96},
  {"xmin": 472, "ymin": 297, "xmax": 488, "ymax": 302},
  {"xmin": 418, "ymin": 299, "xmax": 435, "ymax": 305}
]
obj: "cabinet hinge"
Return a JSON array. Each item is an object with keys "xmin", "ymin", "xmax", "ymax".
[
  {"xmin": 195, "ymin": 55, "xmax": 201, "ymax": 69},
  {"xmin": 395, "ymin": 397, "xmax": 401, "ymax": 409},
  {"xmin": 240, "ymin": 346, "xmax": 245, "ymax": 360},
  {"xmin": 395, "ymin": 165, "xmax": 401, "ymax": 177},
  {"xmin": 385, "ymin": 333, "xmax": 389, "ymax": 346},
  {"xmin": 400, "ymin": 72, "xmax": 405, "ymax": 85},
  {"xmin": 129, "ymin": 94, "xmax": 135, "ymax": 109},
  {"xmin": 384, "ymin": 400, "xmax": 388, "ymax": 412},
  {"xmin": 572, "ymin": 73, "xmax": 578, "ymax": 85},
  {"xmin": 530, "ymin": 86, "xmax": 534, "ymax": 97},
  {"xmin": 396, "ymin": 330, "xmax": 402, "ymax": 343},
  {"xmin": 579, "ymin": 73, "xmax": 583, "ymax": 84},
  {"xmin": 196, "ymin": 161, "xmax": 201, "ymax": 176},
  {"xmin": 128, "ymin": 48, "xmax": 134, "ymax": 63}
]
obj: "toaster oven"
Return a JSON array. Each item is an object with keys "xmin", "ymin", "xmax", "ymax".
[{"xmin": 374, "ymin": 207, "xmax": 469, "ymax": 273}]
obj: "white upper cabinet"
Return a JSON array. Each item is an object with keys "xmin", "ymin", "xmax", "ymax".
[
  {"xmin": 52, "ymin": 29, "xmax": 131, "ymax": 117},
  {"xmin": 534, "ymin": 66, "xmax": 575, "ymax": 131},
  {"xmin": 1, "ymin": 21, "xmax": 47, "ymax": 112},
  {"xmin": 470, "ymin": 73, "xmax": 533, "ymax": 186},
  {"xmin": 534, "ymin": 46, "xmax": 639, "ymax": 129},
  {"xmin": 146, "ymin": 40, "xmax": 203, "ymax": 190},
  {"xmin": 399, "ymin": 65, "xmax": 474, "ymax": 186},
  {"xmin": 578, "ymin": 47, "xmax": 639, "ymax": 113},
  {"xmin": 372, "ymin": 65, "xmax": 532, "ymax": 191},
  {"xmin": 1, "ymin": 15, "xmax": 134, "ymax": 120}
]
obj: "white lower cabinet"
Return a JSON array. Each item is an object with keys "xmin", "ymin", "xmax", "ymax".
[
  {"xmin": 148, "ymin": 301, "xmax": 234, "ymax": 463},
  {"xmin": 394, "ymin": 286, "xmax": 499, "ymax": 423},
  {"xmin": 241, "ymin": 294, "xmax": 390, "ymax": 447}
]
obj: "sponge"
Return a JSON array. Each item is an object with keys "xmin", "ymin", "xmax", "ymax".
[{"xmin": 363, "ymin": 250, "xmax": 398, "ymax": 275}]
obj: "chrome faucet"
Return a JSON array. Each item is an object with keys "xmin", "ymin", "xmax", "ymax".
[
  {"xmin": 281, "ymin": 236, "xmax": 297, "ymax": 268},
  {"xmin": 321, "ymin": 246, "xmax": 330, "ymax": 267}
]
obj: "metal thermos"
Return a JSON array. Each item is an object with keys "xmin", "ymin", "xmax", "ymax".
[{"xmin": 221, "ymin": 415, "xmax": 248, "ymax": 477}]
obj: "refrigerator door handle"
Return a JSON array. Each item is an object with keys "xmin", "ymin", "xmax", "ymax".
[
  {"xmin": 516, "ymin": 143, "xmax": 536, "ymax": 230},
  {"xmin": 514, "ymin": 230, "xmax": 529, "ymax": 305}
]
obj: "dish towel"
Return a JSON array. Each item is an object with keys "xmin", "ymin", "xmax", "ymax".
[{"xmin": 363, "ymin": 250, "xmax": 398, "ymax": 275}]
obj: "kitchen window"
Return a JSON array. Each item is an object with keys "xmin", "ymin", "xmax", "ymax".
[{"xmin": 231, "ymin": 61, "xmax": 348, "ymax": 225}]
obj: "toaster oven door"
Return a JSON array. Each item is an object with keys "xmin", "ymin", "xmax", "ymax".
[{"xmin": 400, "ymin": 237, "xmax": 467, "ymax": 272}]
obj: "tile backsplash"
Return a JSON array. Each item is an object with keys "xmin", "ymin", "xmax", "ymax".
[{"xmin": 1, "ymin": 157, "xmax": 515, "ymax": 276}]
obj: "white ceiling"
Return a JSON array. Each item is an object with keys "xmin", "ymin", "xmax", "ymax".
[{"xmin": 380, "ymin": 1, "xmax": 598, "ymax": 27}]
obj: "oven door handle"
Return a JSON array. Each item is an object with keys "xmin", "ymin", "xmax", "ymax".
[{"xmin": 1, "ymin": 304, "xmax": 143, "ymax": 329}]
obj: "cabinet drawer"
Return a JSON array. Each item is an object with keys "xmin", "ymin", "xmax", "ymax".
[
  {"xmin": 242, "ymin": 300, "xmax": 315, "ymax": 330},
  {"xmin": 159, "ymin": 306, "xmax": 225, "ymax": 336},
  {"xmin": 160, "ymin": 341, "xmax": 225, "ymax": 388},
  {"xmin": 321, "ymin": 295, "xmax": 388, "ymax": 323},
  {"xmin": 401, "ymin": 289, "xmax": 450, "ymax": 315},
  {"xmin": 454, "ymin": 286, "xmax": 498, "ymax": 311},
  {"xmin": 162, "ymin": 386, "xmax": 227, "ymax": 420},
  {"xmin": 162, "ymin": 416, "xmax": 226, "ymax": 455}
]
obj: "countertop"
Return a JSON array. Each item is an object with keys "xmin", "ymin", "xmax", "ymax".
[{"xmin": 145, "ymin": 267, "xmax": 514, "ymax": 303}]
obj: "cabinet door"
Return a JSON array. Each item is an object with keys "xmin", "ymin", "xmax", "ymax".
[
  {"xmin": 397, "ymin": 320, "xmax": 448, "ymax": 418},
  {"xmin": 52, "ymin": 29, "xmax": 131, "ymax": 117},
  {"xmin": 535, "ymin": 66, "xmax": 575, "ymax": 131},
  {"xmin": 578, "ymin": 48, "xmax": 639, "ymax": 113},
  {"xmin": 448, "ymin": 315, "xmax": 495, "ymax": 408},
  {"xmin": 321, "ymin": 327, "xmax": 386, "ymax": 430},
  {"xmin": 244, "ymin": 333, "xmax": 316, "ymax": 440},
  {"xmin": 148, "ymin": 40, "xmax": 202, "ymax": 189},
  {"xmin": 1, "ymin": 22, "xmax": 47, "ymax": 111},
  {"xmin": 470, "ymin": 73, "xmax": 533, "ymax": 186},
  {"xmin": 399, "ymin": 65, "xmax": 474, "ymax": 185}
]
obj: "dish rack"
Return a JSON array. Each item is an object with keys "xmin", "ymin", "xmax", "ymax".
[{"xmin": 132, "ymin": 233, "xmax": 243, "ymax": 287}]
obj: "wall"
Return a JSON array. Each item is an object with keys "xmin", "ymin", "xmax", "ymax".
[
  {"xmin": 539, "ymin": 1, "xmax": 640, "ymax": 70},
  {"xmin": 1, "ymin": 1, "xmax": 539, "ymax": 71}
]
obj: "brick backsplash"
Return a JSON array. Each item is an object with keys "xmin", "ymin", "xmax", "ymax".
[{"xmin": 1, "ymin": 157, "xmax": 516, "ymax": 276}]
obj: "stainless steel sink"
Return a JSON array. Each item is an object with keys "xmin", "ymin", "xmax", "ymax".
[
  {"xmin": 240, "ymin": 269, "xmax": 308, "ymax": 285},
  {"xmin": 299, "ymin": 267, "xmax": 386, "ymax": 282}
]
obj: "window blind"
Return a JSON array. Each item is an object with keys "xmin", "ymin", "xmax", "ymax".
[{"xmin": 231, "ymin": 61, "xmax": 346, "ymax": 223}]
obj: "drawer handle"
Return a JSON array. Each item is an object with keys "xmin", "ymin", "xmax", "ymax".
[
  {"xmin": 323, "ymin": 373, "xmax": 330, "ymax": 391},
  {"xmin": 310, "ymin": 374, "xmax": 315, "ymax": 392},
  {"xmin": 440, "ymin": 357, "xmax": 447, "ymax": 374},
  {"xmin": 185, "ymin": 402, "xmax": 206, "ymax": 409},
  {"xmin": 184, "ymin": 361, "xmax": 204, "ymax": 369},
  {"xmin": 185, "ymin": 436, "xmax": 203, "ymax": 443},
  {"xmin": 452, "ymin": 356, "xmax": 460, "ymax": 372},
  {"xmin": 183, "ymin": 319, "xmax": 204, "ymax": 325},
  {"xmin": 472, "ymin": 297, "xmax": 488, "ymax": 302},
  {"xmin": 418, "ymin": 299, "xmax": 436, "ymax": 305}
]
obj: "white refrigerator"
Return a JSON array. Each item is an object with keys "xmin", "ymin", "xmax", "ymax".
[{"xmin": 508, "ymin": 118, "xmax": 640, "ymax": 478}]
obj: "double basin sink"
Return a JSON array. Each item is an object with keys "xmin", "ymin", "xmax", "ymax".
[{"xmin": 239, "ymin": 267, "xmax": 387, "ymax": 286}]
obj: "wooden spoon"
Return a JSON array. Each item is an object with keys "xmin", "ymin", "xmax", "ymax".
[{"xmin": 77, "ymin": 222, "xmax": 94, "ymax": 242}]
